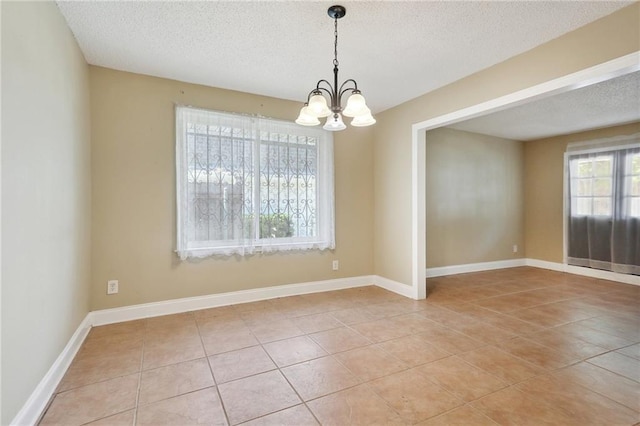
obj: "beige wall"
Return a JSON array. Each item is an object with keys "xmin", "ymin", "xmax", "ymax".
[
  {"xmin": 524, "ymin": 122, "xmax": 640, "ymax": 263},
  {"xmin": 373, "ymin": 3, "xmax": 640, "ymax": 285},
  {"xmin": 90, "ymin": 67, "xmax": 374, "ymax": 310},
  {"xmin": 1, "ymin": 2, "xmax": 91, "ymax": 423},
  {"xmin": 426, "ymin": 128, "xmax": 524, "ymax": 268}
]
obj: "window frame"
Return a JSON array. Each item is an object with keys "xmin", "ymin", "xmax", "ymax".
[{"xmin": 175, "ymin": 106, "xmax": 335, "ymax": 259}]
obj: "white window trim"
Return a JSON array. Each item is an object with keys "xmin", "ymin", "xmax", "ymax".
[{"xmin": 175, "ymin": 105, "xmax": 335, "ymax": 259}]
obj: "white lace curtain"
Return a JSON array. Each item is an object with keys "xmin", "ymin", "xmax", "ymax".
[
  {"xmin": 566, "ymin": 134, "xmax": 640, "ymax": 275},
  {"xmin": 176, "ymin": 106, "xmax": 335, "ymax": 259}
]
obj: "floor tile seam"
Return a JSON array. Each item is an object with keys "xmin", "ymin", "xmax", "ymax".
[
  {"xmin": 554, "ymin": 360, "xmax": 640, "ymax": 390},
  {"xmin": 136, "ymin": 384, "xmax": 220, "ymax": 409},
  {"xmin": 490, "ymin": 343, "xmax": 564, "ymax": 373},
  {"xmin": 520, "ymin": 330, "xmax": 612, "ymax": 359},
  {"xmin": 512, "ymin": 371, "xmax": 640, "ymax": 416},
  {"xmin": 574, "ymin": 321, "xmax": 639, "ymax": 344},
  {"xmin": 213, "ymin": 365, "xmax": 280, "ymax": 386},
  {"xmin": 195, "ymin": 318, "xmax": 233, "ymax": 426},
  {"xmin": 52, "ymin": 369, "xmax": 143, "ymax": 396},
  {"xmin": 458, "ymin": 345, "xmax": 549, "ymax": 381},
  {"xmin": 73, "ymin": 408, "xmax": 135, "ymax": 426},
  {"xmin": 561, "ymin": 376, "xmax": 640, "ymax": 414},
  {"xmin": 440, "ymin": 353, "xmax": 514, "ymax": 389},
  {"xmin": 548, "ymin": 321, "xmax": 634, "ymax": 348},
  {"xmin": 263, "ymin": 348, "xmax": 322, "ymax": 426},
  {"xmin": 361, "ymin": 375, "xmax": 466, "ymax": 424},
  {"xmin": 471, "ymin": 296, "xmax": 586, "ymax": 315},
  {"xmin": 329, "ymin": 346, "xmax": 415, "ymax": 384},
  {"xmin": 127, "ymin": 343, "xmax": 144, "ymax": 426},
  {"xmin": 417, "ymin": 403, "xmax": 497, "ymax": 426},
  {"xmin": 584, "ymin": 358, "xmax": 640, "ymax": 384},
  {"xmin": 506, "ymin": 334, "xmax": 586, "ymax": 362}
]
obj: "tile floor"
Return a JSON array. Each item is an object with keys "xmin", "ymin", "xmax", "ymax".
[{"xmin": 39, "ymin": 267, "xmax": 640, "ymax": 425}]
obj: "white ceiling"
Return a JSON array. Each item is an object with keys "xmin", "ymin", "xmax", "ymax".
[
  {"xmin": 56, "ymin": 1, "xmax": 632, "ymax": 114},
  {"xmin": 448, "ymin": 70, "xmax": 640, "ymax": 141}
]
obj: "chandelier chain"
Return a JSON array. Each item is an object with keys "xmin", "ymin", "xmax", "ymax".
[{"xmin": 333, "ymin": 17, "xmax": 339, "ymax": 67}]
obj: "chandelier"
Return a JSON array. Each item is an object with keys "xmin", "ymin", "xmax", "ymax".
[{"xmin": 295, "ymin": 5, "xmax": 376, "ymax": 131}]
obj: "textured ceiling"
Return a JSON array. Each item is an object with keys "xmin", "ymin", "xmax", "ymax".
[
  {"xmin": 448, "ymin": 70, "xmax": 640, "ymax": 141},
  {"xmin": 56, "ymin": 1, "xmax": 632, "ymax": 114}
]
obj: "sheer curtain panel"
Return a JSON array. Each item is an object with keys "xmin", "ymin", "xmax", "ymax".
[
  {"xmin": 566, "ymin": 134, "xmax": 640, "ymax": 275},
  {"xmin": 176, "ymin": 106, "xmax": 335, "ymax": 259}
]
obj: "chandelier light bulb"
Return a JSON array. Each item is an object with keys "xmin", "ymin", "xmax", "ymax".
[
  {"xmin": 350, "ymin": 111, "xmax": 376, "ymax": 127},
  {"xmin": 323, "ymin": 113, "xmax": 347, "ymax": 131},
  {"xmin": 308, "ymin": 94, "xmax": 332, "ymax": 117},
  {"xmin": 296, "ymin": 5, "xmax": 374, "ymax": 131},
  {"xmin": 342, "ymin": 92, "xmax": 368, "ymax": 117},
  {"xmin": 295, "ymin": 105, "xmax": 321, "ymax": 126}
]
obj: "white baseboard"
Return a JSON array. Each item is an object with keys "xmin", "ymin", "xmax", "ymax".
[
  {"xmin": 426, "ymin": 259, "xmax": 526, "ymax": 278},
  {"xmin": 11, "ymin": 315, "xmax": 92, "ymax": 426},
  {"xmin": 423, "ymin": 257, "xmax": 639, "ymax": 286},
  {"xmin": 90, "ymin": 275, "xmax": 376, "ymax": 326},
  {"xmin": 525, "ymin": 258, "xmax": 640, "ymax": 286},
  {"xmin": 373, "ymin": 275, "xmax": 414, "ymax": 299}
]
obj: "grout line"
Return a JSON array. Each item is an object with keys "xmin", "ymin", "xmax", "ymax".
[{"xmin": 194, "ymin": 317, "xmax": 233, "ymax": 426}]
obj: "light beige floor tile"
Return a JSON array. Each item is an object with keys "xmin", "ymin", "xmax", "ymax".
[
  {"xmin": 416, "ymin": 356, "xmax": 507, "ymax": 402},
  {"xmin": 139, "ymin": 358, "xmax": 214, "ymax": 405},
  {"xmin": 457, "ymin": 345, "xmax": 544, "ymax": 384},
  {"xmin": 60, "ymin": 347, "xmax": 141, "ymax": 391},
  {"xmin": 246, "ymin": 318, "xmax": 304, "ymax": 343},
  {"xmin": 136, "ymin": 387, "xmax": 226, "ymax": 425},
  {"xmin": 472, "ymin": 384, "xmax": 578, "ymax": 425},
  {"xmin": 209, "ymin": 346, "xmax": 276, "ymax": 384},
  {"xmin": 554, "ymin": 321, "xmax": 633, "ymax": 350},
  {"xmin": 515, "ymin": 374, "xmax": 639, "ymax": 425},
  {"xmin": 587, "ymin": 351, "xmax": 640, "ymax": 382},
  {"xmin": 617, "ymin": 342, "xmax": 640, "ymax": 360},
  {"xmin": 40, "ymin": 374, "xmax": 138, "ymax": 425},
  {"xmin": 416, "ymin": 404, "xmax": 498, "ymax": 425},
  {"xmin": 330, "ymin": 306, "xmax": 379, "ymax": 325},
  {"xmin": 553, "ymin": 362, "xmax": 640, "ymax": 412},
  {"xmin": 281, "ymin": 356, "xmax": 360, "ymax": 401},
  {"xmin": 240, "ymin": 404, "xmax": 318, "ymax": 426},
  {"xmin": 200, "ymin": 325, "xmax": 259, "ymax": 356},
  {"xmin": 377, "ymin": 335, "xmax": 450, "ymax": 367},
  {"xmin": 334, "ymin": 345, "xmax": 406, "ymax": 381},
  {"xmin": 498, "ymin": 337, "xmax": 575, "ymax": 370},
  {"xmin": 368, "ymin": 369, "xmax": 463, "ymax": 423},
  {"xmin": 83, "ymin": 409, "xmax": 135, "ymax": 426},
  {"xmin": 142, "ymin": 335, "xmax": 205, "ymax": 370},
  {"xmin": 414, "ymin": 328, "xmax": 485, "ymax": 355},
  {"xmin": 307, "ymin": 384, "xmax": 405, "ymax": 425},
  {"xmin": 309, "ymin": 327, "xmax": 371, "ymax": 354},
  {"xmin": 294, "ymin": 312, "xmax": 343, "ymax": 334},
  {"xmin": 263, "ymin": 336, "xmax": 327, "ymax": 367},
  {"xmin": 349, "ymin": 318, "xmax": 412, "ymax": 343},
  {"xmin": 218, "ymin": 371, "xmax": 300, "ymax": 425}
]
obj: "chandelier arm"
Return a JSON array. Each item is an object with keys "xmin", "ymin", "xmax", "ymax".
[
  {"xmin": 314, "ymin": 86, "xmax": 336, "ymax": 105},
  {"xmin": 338, "ymin": 79, "xmax": 359, "ymax": 93},
  {"xmin": 315, "ymin": 79, "xmax": 335, "ymax": 92}
]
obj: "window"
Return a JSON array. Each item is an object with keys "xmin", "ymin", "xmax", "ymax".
[
  {"xmin": 569, "ymin": 155, "xmax": 613, "ymax": 216},
  {"xmin": 566, "ymin": 138, "xmax": 640, "ymax": 276},
  {"xmin": 176, "ymin": 106, "xmax": 334, "ymax": 258}
]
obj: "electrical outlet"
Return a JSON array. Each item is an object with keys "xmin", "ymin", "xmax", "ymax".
[
  {"xmin": 107, "ymin": 280, "xmax": 119, "ymax": 295},
  {"xmin": 513, "ymin": 244, "xmax": 518, "ymax": 253},
  {"xmin": 332, "ymin": 260, "xmax": 339, "ymax": 271}
]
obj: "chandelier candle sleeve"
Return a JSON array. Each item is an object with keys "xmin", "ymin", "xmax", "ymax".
[{"xmin": 295, "ymin": 5, "xmax": 376, "ymax": 131}]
